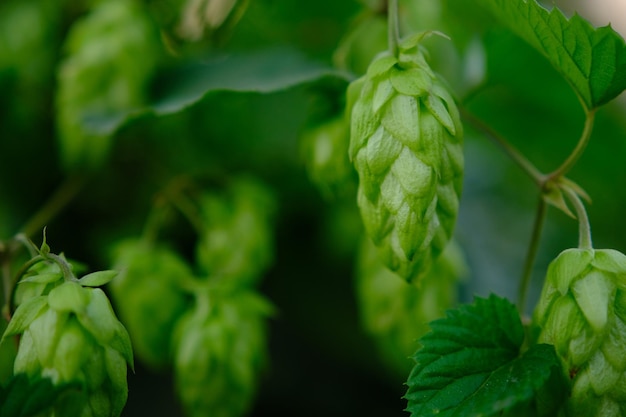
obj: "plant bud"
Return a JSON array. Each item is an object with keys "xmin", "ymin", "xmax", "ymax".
[
  {"xmin": 195, "ymin": 177, "xmax": 275, "ymax": 287},
  {"xmin": 3, "ymin": 280, "xmax": 133, "ymax": 417},
  {"xmin": 534, "ymin": 248, "xmax": 626, "ymax": 416},
  {"xmin": 349, "ymin": 32, "xmax": 463, "ymax": 283},
  {"xmin": 173, "ymin": 288, "xmax": 272, "ymax": 417},
  {"xmin": 356, "ymin": 236, "xmax": 465, "ymax": 375},
  {"xmin": 109, "ymin": 239, "xmax": 192, "ymax": 370}
]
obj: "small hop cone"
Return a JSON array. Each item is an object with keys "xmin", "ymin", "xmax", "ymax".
[
  {"xmin": 534, "ymin": 248, "xmax": 626, "ymax": 416},
  {"xmin": 356, "ymin": 237, "xmax": 465, "ymax": 375},
  {"xmin": 2, "ymin": 280, "xmax": 134, "ymax": 417},
  {"xmin": 349, "ymin": 32, "xmax": 464, "ymax": 283},
  {"xmin": 173, "ymin": 289, "xmax": 272, "ymax": 417},
  {"xmin": 109, "ymin": 239, "xmax": 192, "ymax": 370},
  {"xmin": 300, "ymin": 115, "xmax": 357, "ymax": 199},
  {"xmin": 195, "ymin": 177, "xmax": 275, "ymax": 287}
]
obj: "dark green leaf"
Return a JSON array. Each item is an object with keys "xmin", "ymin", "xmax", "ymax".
[
  {"xmin": 405, "ymin": 295, "xmax": 568, "ymax": 417},
  {"xmin": 0, "ymin": 374, "xmax": 82, "ymax": 417},
  {"xmin": 475, "ymin": 0, "xmax": 626, "ymax": 110},
  {"xmin": 82, "ymin": 48, "xmax": 352, "ymax": 137}
]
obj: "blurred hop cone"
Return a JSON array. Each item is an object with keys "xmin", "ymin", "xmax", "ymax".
[
  {"xmin": 173, "ymin": 288, "xmax": 272, "ymax": 417},
  {"xmin": 2, "ymin": 280, "xmax": 133, "ymax": 417},
  {"xmin": 349, "ymin": 32, "xmax": 464, "ymax": 283},
  {"xmin": 534, "ymin": 248, "xmax": 626, "ymax": 417},
  {"xmin": 356, "ymin": 237, "xmax": 465, "ymax": 375}
]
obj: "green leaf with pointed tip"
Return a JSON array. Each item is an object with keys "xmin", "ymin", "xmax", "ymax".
[
  {"xmin": 405, "ymin": 295, "xmax": 568, "ymax": 417},
  {"xmin": 18, "ymin": 273, "xmax": 63, "ymax": 285},
  {"xmin": 1, "ymin": 296, "xmax": 47, "ymax": 342},
  {"xmin": 475, "ymin": 0, "xmax": 626, "ymax": 110},
  {"xmin": 78, "ymin": 270, "xmax": 118, "ymax": 287}
]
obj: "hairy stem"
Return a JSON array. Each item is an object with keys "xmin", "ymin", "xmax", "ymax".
[
  {"xmin": 387, "ymin": 0, "xmax": 400, "ymax": 56},
  {"xmin": 517, "ymin": 197, "xmax": 548, "ymax": 315},
  {"xmin": 460, "ymin": 107, "xmax": 544, "ymax": 185},
  {"xmin": 546, "ymin": 109, "xmax": 596, "ymax": 181},
  {"xmin": 563, "ymin": 186, "xmax": 593, "ymax": 250}
]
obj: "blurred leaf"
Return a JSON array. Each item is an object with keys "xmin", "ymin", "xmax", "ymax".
[
  {"xmin": 82, "ymin": 48, "xmax": 352, "ymax": 138},
  {"xmin": 405, "ymin": 295, "xmax": 568, "ymax": 416},
  {"xmin": 0, "ymin": 373, "xmax": 82, "ymax": 417},
  {"xmin": 475, "ymin": 0, "xmax": 626, "ymax": 110}
]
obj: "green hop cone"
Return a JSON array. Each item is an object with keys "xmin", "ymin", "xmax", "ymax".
[
  {"xmin": 349, "ymin": 32, "xmax": 464, "ymax": 283},
  {"xmin": 356, "ymin": 236, "xmax": 465, "ymax": 375},
  {"xmin": 2, "ymin": 279, "xmax": 133, "ymax": 417},
  {"xmin": 56, "ymin": 0, "xmax": 162, "ymax": 171},
  {"xmin": 195, "ymin": 177, "xmax": 275, "ymax": 287},
  {"xmin": 534, "ymin": 248, "xmax": 626, "ymax": 416},
  {"xmin": 173, "ymin": 288, "xmax": 272, "ymax": 417},
  {"xmin": 109, "ymin": 239, "xmax": 192, "ymax": 370},
  {"xmin": 300, "ymin": 114, "xmax": 357, "ymax": 199}
]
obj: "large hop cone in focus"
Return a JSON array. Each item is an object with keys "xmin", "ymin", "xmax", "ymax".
[
  {"xmin": 534, "ymin": 248, "xmax": 626, "ymax": 416},
  {"xmin": 349, "ymin": 32, "xmax": 463, "ymax": 283}
]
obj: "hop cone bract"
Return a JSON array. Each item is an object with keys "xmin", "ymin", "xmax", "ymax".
[
  {"xmin": 3, "ymin": 280, "xmax": 133, "ymax": 417},
  {"xmin": 349, "ymin": 32, "xmax": 463, "ymax": 283},
  {"xmin": 534, "ymin": 248, "xmax": 626, "ymax": 416}
]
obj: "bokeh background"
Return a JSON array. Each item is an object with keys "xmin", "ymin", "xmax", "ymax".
[{"xmin": 1, "ymin": 0, "xmax": 625, "ymax": 416}]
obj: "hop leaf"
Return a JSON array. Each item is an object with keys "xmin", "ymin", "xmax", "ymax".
[
  {"xmin": 534, "ymin": 248, "xmax": 626, "ymax": 416},
  {"xmin": 195, "ymin": 177, "xmax": 276, "ymax": 287},
  {"xmin": 2, "ymin": 280, "xmax": 133, "ymax": 417},
  {"xmin": 356, "ymin": 237, "xmax": 465, "ymax": 375},
  {"xmin": 109, "ymin": 239, "xmax": 192, "ymax": 370},
  {"xmin": 173, "ymin": 288, "xmax": 272, "ymax": 417},
  {"xmin": 349, "ymin": 32, "xmax": 464, "ymax": 283}
]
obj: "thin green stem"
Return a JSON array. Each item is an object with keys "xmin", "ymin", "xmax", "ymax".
[
  {"xmin": 387, "ymin": 0, "xmax": 400, "ymax": 56},
  {"xmin": 562, "ymin": 186, "xmax": 593, "ymax": 249},
  {"xmin": 517, "ymin": 196, "xmax": 548, "ymax": 315},
  {"xmin": 47, "ymin": 253, "xmax": 77, "ymax": 282},
  {"xmin": 546, "ymin": 109, "xmax": 596, "ymax": 182},
  {"xmin": 19, "ymin": 175, "xmax": 87, "ymax": 239},
  {"xmin": 460, "ymin": 107, "xmax": 544, "ymax": 186}
]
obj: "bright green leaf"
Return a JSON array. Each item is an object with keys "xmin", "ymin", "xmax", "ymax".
[
  {"xmin": 475, "ymin": 0, "xmax": 626, "ymax": 110},
  {"xmin": 18, "ymin": 273, "xmax": 63, "ymax": 285},
  {"xmin": 78, "ymin": 270, "xmax": 118, "ymax": 287},
  {"xmin": 1, "ymin": 296, "xmax": 47, "ymax": 341},
  {"xmin": 405, "ymin": 295, "xmax": 568, "ymax": 416}
]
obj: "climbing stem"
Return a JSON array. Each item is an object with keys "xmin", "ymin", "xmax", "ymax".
[
  {"xmin": 517, "ymin": 196, "xmax": 548, "ymax": 315},
  {"xmin": 387, "ymin": 0, "xmax": 400, "ymax": 56},
  {"xmin": 460, "ymin": 107, "xmax": 543, "ymax": 185}
]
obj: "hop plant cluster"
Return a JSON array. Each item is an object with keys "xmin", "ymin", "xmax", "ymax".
[{"xmin": 109, "ymin": 177, "xmax": 275, "ymax": 417}]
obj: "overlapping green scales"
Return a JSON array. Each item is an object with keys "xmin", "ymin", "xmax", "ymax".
[
  {"xmin": 534, "ymin": 248, "xmax": 626, "ymax": 417},
  {"xmin": 349, "ymin": 34, "xmax": 463, "ymax": 282}
]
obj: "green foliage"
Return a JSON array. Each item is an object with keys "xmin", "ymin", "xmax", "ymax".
[
  {"xmin": 405, "ymin": 295, "xmax": 568, "ymax": 417},
  {"xmin": 475, "ymin": 0, "xmax": 626, "ymax": 110}
]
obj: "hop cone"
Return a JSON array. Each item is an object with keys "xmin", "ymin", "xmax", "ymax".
[
  {"xmin": 109, "ymin": 239, "xmax": 192, "ymax": 370},
  {"xmin": 356, "ymin": 237, "xmax": 465, "ymax": 375},
  {"xmin": 2, "ymin": 280, "xmax": 133, "ymax": 417},
  {"xmin": 195, "ymin": 177, "xmax": 275, "ymax": 287},
  {"xmin": 300, "ymin": 115, "xmax": 357, "ymax": 199},
  {"xmin": 173, "ymin": 289, "xmax": 272, "ymax": 417},
  {"xmin": 56, "ymin": 0, "xmax": 162, "ymax": 170},
  {"xmin": 349, "ymin": 32, "xmax": 463, "ymax": 283},
  {"xmin": 534, "ymin": 248, "xmax": 626, "ymax": 416}
]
